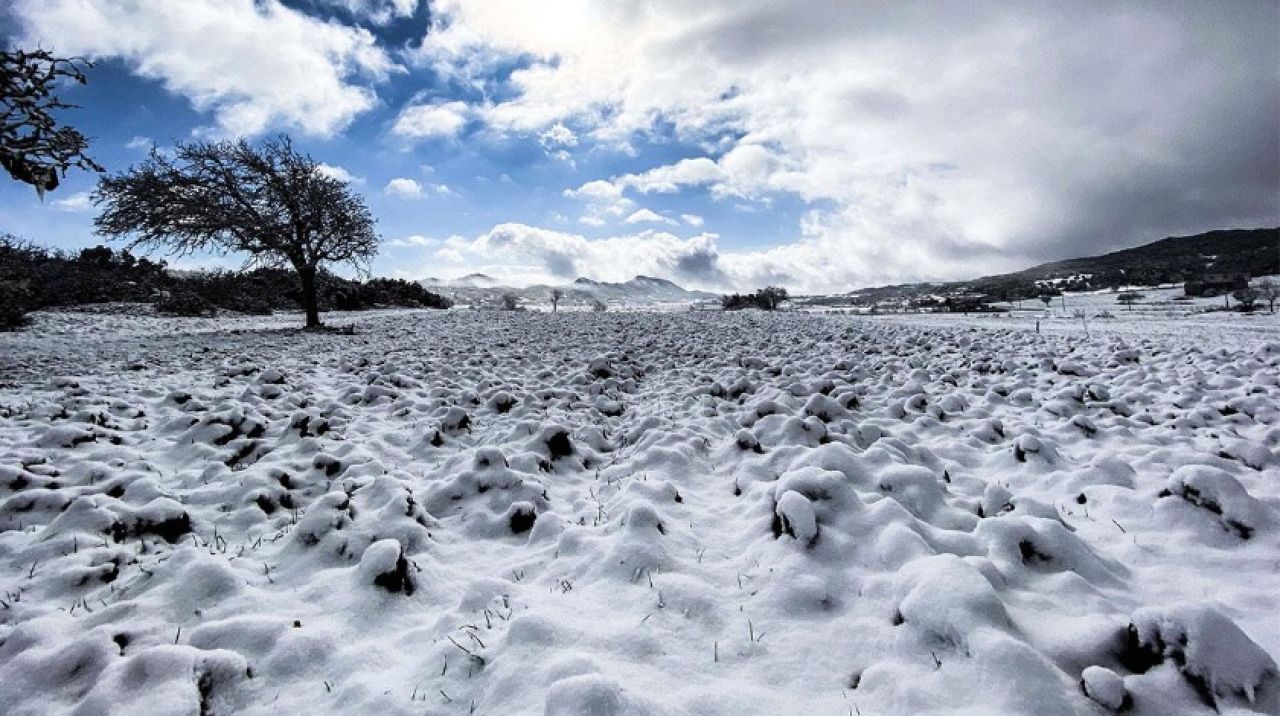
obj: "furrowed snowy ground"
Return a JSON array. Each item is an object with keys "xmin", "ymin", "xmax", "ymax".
[{"xmin": 1, "ymin": 308, "xmax": 1278, "ymax": 715}]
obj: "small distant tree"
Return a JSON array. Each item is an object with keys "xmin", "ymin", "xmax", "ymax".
[
  {"xmin": 722, "ymin": 287, "xmax": 789, "ymax": 311},
  {"xmin": 1, "ymin": 48, "xmax": 103, "ymax": 196},
  {"xmin": 1256, "ymin": 278, "xmax": 1278, "ymax": 314},
  {"xmin": 500, "ymin": 292, "xmax": 520, "ymax": 310},
  {"xmin": 549, "ymin": 287, "xmax": 564, "ymax": 313},
  {"xmin": 1232, "ymin": 288, "xmax": 1259, "ymax": 312},
  {"xmin": 757, "ymin": 285, "xmax": 789, "ymax": 310},
  {"xmin": 1116, "ymin": 291, "xmax": 1143, "ymax": 312},
  {"xmin": 1072, "ymin": 308, "xmax": 1089, "ymax": 338},
  {"xmin": 591, "ymin": 298, "xmax": 608, "ymax": 312},
  {"xmin": 1038, "ymin": 294, "xmax": 1053, "ymax": 309},
  {"xmin": 94, "ymin": 136, "xmax": 379, "ymax": 329}
]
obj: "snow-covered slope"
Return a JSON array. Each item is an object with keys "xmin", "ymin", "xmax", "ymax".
[{"xmin": 1, "ymin": 309, "xmax": 1277, "ymax": 715}]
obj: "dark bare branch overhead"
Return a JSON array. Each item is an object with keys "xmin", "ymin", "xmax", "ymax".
[{"xmin": 0, "ymin": 48, "xmax": 103, "ymax": 197}]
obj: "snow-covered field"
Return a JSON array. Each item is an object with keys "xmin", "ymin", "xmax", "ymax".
[{"xmin": 1, "ymin": 308, "xmax": 1278, "ymax": 715}]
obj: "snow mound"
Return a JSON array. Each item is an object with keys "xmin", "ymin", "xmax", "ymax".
[{"xmin": 1, "ymin": 308, "xmax": 1278, "ymax": 714}]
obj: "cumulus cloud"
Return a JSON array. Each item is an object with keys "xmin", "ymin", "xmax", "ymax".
[
  {"xmin": 624, "ymin": 208, "xmax": 677, "ymax": 225},
  {"xmin": 417, "ymin": 0, "xmax": 1280, "ymax": 291},
  {"xmin": 417, "ymin": 220, "xmax": 929, "ymax": 292},
  {"xmin": 384, "ymin": 178, "xmax": 453, "ymax": 199},
  {"xmin": 316, "ymin": 163, "xmax": 362, "ymax": 184},
  {"xmin": 389, "ymin": 234, "xmax": 438, "ymax": 247},
  {"xmin": 681, "ymin": 214, "xmax": 704, "ymax": 227},
  {"xmin": 539, "ymin": 122, "xmax": 578, "ymax": 148},
  {"xmin": 440, "ymin": 223, "xmax": 731, "ymax": 286},
  {"xmin": 52, "ymin": 192, "xmax": 94, "ymax": 213},
  {"xmin": 13, "ymin": 0, "xmax": 398, "ymax": 137},
  {"xmin": 318, "ymin": 0, "xmax": 419, "ymax": 25},
  {"xmin": 384, "ymin": 178, "xmax": 425, "ymax": 199},
  {"xmin": 564, "ymin": 179, "xmax": 636, "ymax": 226},
  {"xmin": 391, "ymin": 100, "xmax": 470, "ymax": 140},
  {"xmin": 589, "ymin": 143, "xmax": 792, "ymax": 202}
]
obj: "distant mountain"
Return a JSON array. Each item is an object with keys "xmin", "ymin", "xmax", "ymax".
[
  {"xmin": 452, "ymin": 273, "xmax": 501, "ymax": 287},
  {"xmin": 419, "ymin": 274, "xmax": 718, "ymax": 308},
  {"xmin": 571, "ymin": 275, "xmax": 715, "ymax": 303},
  {"xmin": 820, "ymin": 227, "xmax": 1278, "ymax": 305}
]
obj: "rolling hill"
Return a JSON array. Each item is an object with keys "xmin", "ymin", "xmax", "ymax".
[{"xmin": 833, "ymin": 227, "xmax": 1278, "ymax": 305}]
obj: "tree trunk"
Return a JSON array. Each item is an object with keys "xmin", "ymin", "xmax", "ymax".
[{"xmin": 298, "ymin": 265, "xmax": 321, "ymax": 329}]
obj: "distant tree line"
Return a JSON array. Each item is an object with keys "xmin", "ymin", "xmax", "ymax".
[
  {"xmin": 0, "ymin": 237, "xmax": 450, "ymax": 329},
  {"xmin": 721, "ymin": 286, "xmax": 789, "ymax": 311}
]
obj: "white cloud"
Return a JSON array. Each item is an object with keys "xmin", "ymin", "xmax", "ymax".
[
  {"xmin": 563, "ymin": 180, "xmax": 622, "ymax": 201},
  {"xmin": 429, "ymin": 219, "xmax": 1009, "ymax": 294},
  {"xmin": 539, "ymin": 122, "xmax": 578, "ymax": 148},
  {"xmin": 607, "ymin": 144, "xmax": 791, "ymax": 201},
  {"xmin": 681, "ymin": 213, "xmax": 704, "ymax": 227},
  {"xmin": 319, "ymin": 0, "xmax": 418, "ymax": 25},
  {"xmin": 564, "ymin": 179, "xmax": 635, "ymax": 226},
  {"xmin": 624, "ymin": 208, "xmax": 677, "ymax": 225},
  {"xmin": 617, "ymin": 157, "xmax": 723, "ymax": 194},
  {"xmin": 389, "ymin": 234, "xmax": 438, "ymax": 247},
  {"xmin": 385, "ymin": 178, "xmax": 452, "ymax": 199},
  {"xmin": 316, "ymin": 163, "xmax": 362, "ymax": 184},
  {"xmin": 415, "ymin": 0, "xmax": 1279, "ymax": 291},
  {"xmin": 391, "ymin": 100, "xmax": 470, "ymax": 140},
  {"xmin": 125, "ymin": 136, "xmax": 153, "ymax": 151},
  {"xmin": 456, "ymin": 223, "xmax": 725, "ymax": 285},
  {"xmin": 14, "ymin": 0, "xmax": 398, "ymax": 137},
  {"xmin": 52, "ymin": 191, "xmax": 94, "ymax": 213},
  {"xmin": 384, "ymin": 178, "xmax": 425, "ymax": 199}
]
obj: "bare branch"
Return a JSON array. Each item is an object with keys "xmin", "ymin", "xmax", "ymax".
[{"xmin": 1, "ymin": 48, "xmax": 102, "ymax": 196}]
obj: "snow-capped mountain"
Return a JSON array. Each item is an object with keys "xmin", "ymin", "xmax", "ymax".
[{"xmin": 419, "ymin": 274, "xmax": 718, "ymax": 308}]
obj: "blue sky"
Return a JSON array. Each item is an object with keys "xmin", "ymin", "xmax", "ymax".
[{"xmin": 3, "ymin": 1, "xmax": 1277, "ymax": 292}]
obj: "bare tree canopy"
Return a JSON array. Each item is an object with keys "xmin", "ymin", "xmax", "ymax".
[
  {"xmin": 1257, "ymin": 278, "xmax": 1278, "ymax": 314},
  {"xmin": 720, "ymin": 285, "xmax": 789, "ymax": 311},
  {"xmin": 1116, "ymin": 291, "xmax": 1144, "ymax": 311},
  {"xmin": 1, "ymin": 48, "xmax": 103, "ymax": 197},
  {"xmin": 93, "ymin": 135, "xmax": 379, "ymax": 328},
  {"xmin": 550, "ymin": 287, "xmax": 564, "ymax": 312},
  {"xmin": 757, "ymin": 285, "xmax": 789, "ymax": 310}
]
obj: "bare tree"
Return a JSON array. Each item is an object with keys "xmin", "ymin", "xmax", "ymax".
[
  {"xmin": 722, "ymin": 286, "xmax": 790, "ymax": 311},
  {"xmin": 757, "ymin": 286, "xmax": 789, "ymax": 310},
  {"xmin": 1116, "ymin": 291, "xmax": 1144, "ymax": 312},
  {"xmin": 550, "ymin": 287, "xmax": 564, "ymax": 313},
  {"xmin": 1256, "ymin": 278, "xmax": 1278, "ymax": 314},
  {"xmin": 94, "ymin": 136, "xmax": 378, "ymax": 329},
  {"xmin": 591, "ymin": 298, "xmax": 608, "ymax": 312},
  {"xmin": 500, "ymin": 292, "xmax": 520, "ymax": 311},
  {"xmin": 1232, "ymin": 288, "xmax": 1259, "ymax": 312},
  {"xmin": 1, "ymin": 48, "xmax": 102, "ymax": 196}
]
